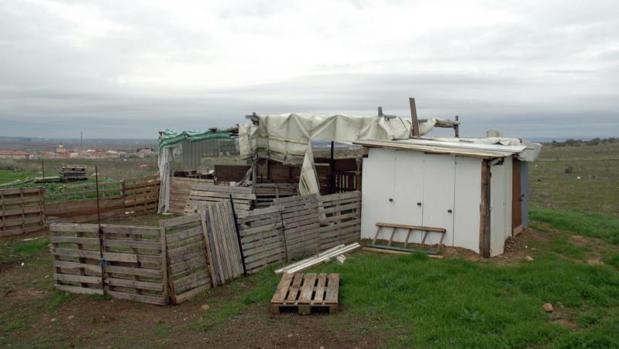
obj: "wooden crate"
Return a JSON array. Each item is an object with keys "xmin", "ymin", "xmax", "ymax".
[
  {"xmin": 0, "ymin": 187, "xmax": 46, "ymax": 237},
  {"xmin": 161, "ymin": 214, "xmax": 213, "ymax": 304},
  {"xmin": 271, "ymin": 273, "xmax": 339, "ymax": 315}
]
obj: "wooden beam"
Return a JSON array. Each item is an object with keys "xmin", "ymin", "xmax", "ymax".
[
  {"xmin": 409, "ymin": 97, "xmax": 419, "ymax": 137},
  {"xmin": 479, "ymin": 160, "xmax": 491, "ymax": 257}
]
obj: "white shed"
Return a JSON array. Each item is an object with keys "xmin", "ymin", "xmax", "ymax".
[{"xmin": 355, "ymin": 138, "xmax": 540, "ymax": 257}]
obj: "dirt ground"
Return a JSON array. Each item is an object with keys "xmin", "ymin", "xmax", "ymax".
[
  {"xmin": 1, "ymin": 224, "xmax": 615, "ymax": 348},
  {"xmin": 0, "ymin": 230, "xmax": 382, "ymax": 349}
]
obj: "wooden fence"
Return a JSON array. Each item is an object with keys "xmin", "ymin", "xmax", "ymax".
[
  {"xmin": 237, "ymin": 205, "xmax": 286, "ymax": 274},
  {"xmin": 161, "ymin": 214, "xmax": 213, "ymax": 304},
  {"xmin": 169, "ymin": 177, "xmax": 214, "ymax": 214},
  {"xmin": 253, "ymin": 183, "xmax": 297, "ymax": 208},
  {"xmin": 185, "ymin": 184, "xmax": 255, "ymax": 217},
  {"xmin": 45, "ymin": 175, "xmax": 160, "ymax": 223},
  {"xmin": 50, "ymin": 223, "xmax": 168, "ymax": 305},
  {"xmin": 0, "ymin": 187, "xmax": 46, "ymax": 237},
  {"xmin": 237, "ymin": 192, "xmax": 362, "ymax": 274},
  {"xmin": 203, "ymin": 201, "xmax": 244, "ymax": 285},
  {"xmin": 318, "ymin": 191, "xmax": 361, "ymax": 250},
  {"xmin": 274, "ymin": 195, "xmax": 321, "ymax": 260}
]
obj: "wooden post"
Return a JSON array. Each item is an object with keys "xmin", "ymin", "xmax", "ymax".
[
  {"xmin": 454, "ymin": 115, "xmax": 460, "ymax": 138},
  {"xmin": 330, "ymin": 141, "xmax": 335, "ymax": 193},
  {"xmin": 409, "ymin": 97, "xmax": 420, "ymax": 137},
  {"xmin": 229, "ymin": 194, "xmax": 247, "ymax": 275},
  {"xmin": 479, "ymin": 160, "xmax": 491, "ymax": 257},
  {"xmin": 377, "ymin": 106, "xmax": 383, "ymax": 116}
]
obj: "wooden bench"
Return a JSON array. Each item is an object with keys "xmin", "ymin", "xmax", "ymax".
[{"xmin": 371, "ymin": 222, "xmax": 446, "ymax": 253}]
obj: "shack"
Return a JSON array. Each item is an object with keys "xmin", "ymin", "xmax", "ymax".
[{"xmin": 355, "ymin": 137, "xmax": 541, "ymax": 257}]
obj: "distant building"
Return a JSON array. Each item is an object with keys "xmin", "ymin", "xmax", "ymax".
[{"xmin": 0, "ymin": 149, "xmax": 31, "ymax": 159}]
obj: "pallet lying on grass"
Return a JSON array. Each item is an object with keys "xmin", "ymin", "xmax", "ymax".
[
  {"xmin": 271, "ymin": 273, "xmax": 340, "ymax": 315},
  {"xmin": 185, "ymin": 184, "xmax": 255, "ymax": 216},
  {"xmin": 0, "ymin": 187, "xmax": 46, "ymax": 237},
  {"xmin": 161, "ymin": 214, "xmax": 213, "ymax": 304}
]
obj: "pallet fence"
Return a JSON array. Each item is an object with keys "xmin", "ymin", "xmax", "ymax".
[
  {"xmin": 0, "ymin": 187, "xmax": 46, "ymax": 237},
  {"xmin": 45, "ymin": 175, "xmax": 160, "ymax": 223},
  {"xmin": 237, "ymin": 205, "xmax": 286, "ymax": 274},
  {"xmin": 50, "ymin": 223, "xmax": 168, "ymax": 305},
  {"xmin": 185, "ymin": 184, "xmax": 255, "ymax": 217},
  {"xmin": 169, "ymin": 177, "xmax": 214, "ymax": 214},
  {"xmin": 203, "ymin": 201, "xmax": 245, "ymax": 285},
  {"xmin": 274, "ymin": 195, "xmax": 321, "ymax": 260},
  {"xmin": 161, "ymin": 214, "xmax": 213, "ymax": 304}
]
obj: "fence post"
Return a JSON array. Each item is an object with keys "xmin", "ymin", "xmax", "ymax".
[{"xmin": 229, "ymin": 194, "xmax": 247, "ymax": 275}]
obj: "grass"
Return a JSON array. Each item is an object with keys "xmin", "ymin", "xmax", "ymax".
[
  {"xmin": 530, "ymin": 206, "xmax": 619, "ymax": 244},
  {"xmin": 0, "ymin": 168, "xmax": 37, "ymax": 185},
  {"xmin": 310, "ymin": 252, "xmax": 619, "ymax": 348},
  {"xmin": 530, "ymin": 142, "xmax": 619, "ymax": 218}
]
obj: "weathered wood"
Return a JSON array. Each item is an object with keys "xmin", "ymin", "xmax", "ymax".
[{"xmin": 271, "ymin": 273, "xmax": 339, "ymax": 314}]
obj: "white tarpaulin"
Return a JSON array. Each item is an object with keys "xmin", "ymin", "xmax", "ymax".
[{"xmin": 239, "ymin": 113, "xmax": 438, "ymax": 164}]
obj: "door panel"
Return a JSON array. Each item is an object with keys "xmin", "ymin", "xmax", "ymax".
[
  {"xmin": 421, "ymin": 154, "xmax": 455, "ymax": 245},
  {"xmin": 392, "ymin": 150, "xmax": 424, "ymax": 242},
  {"xmin": 360, "ymin": 149, "xmax": 395, "ymax": 239},
  {"xmin": 453, "ymin": 157, "xmax": 481, "ymax": 252}
]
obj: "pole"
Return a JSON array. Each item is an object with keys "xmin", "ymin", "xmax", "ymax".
[
  {"xmin": 229, "ymin": 194, "xmax": 247, "ymax": 275},
  {"xmin": 41, "ymin": 159, "xmax": 45, "ymax": 179},
  {"xmin": 94, "ymin": 165, "xmax": 105, "ymax": 291},
  {"xmin": 454, "ymin": 115, "xmax": 460, "ymax": 138},
  {"xmin": 409, "ymin": 97, "xmax": 420, "ymax": 137},
  {"xmin": 330, "ymin": 141, "xmax": 335, "ymax": 193}
]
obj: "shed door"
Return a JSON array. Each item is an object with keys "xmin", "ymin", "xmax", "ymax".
[
  {"xmin": 392, "ymin": 150, "xmax": 424, "ymax": 242},
  {"xmin": 360, "ymin": 149, "xmax": 395, "ymax": 239},
  {"xmin": 422, "ymin": 154, "xmax": 455, "ymax": 245}
]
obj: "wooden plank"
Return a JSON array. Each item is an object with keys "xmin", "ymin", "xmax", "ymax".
[
  {"xmin": 324, "ymin": 273, "xmax": 339, "ymax": 304},
  {"xmin": 298, "ymin": 273, "xmax": 317, "ymax": 304},
  {"xmin": 55, "ymin": 284, "xmax": 103, "ymax": 295}
]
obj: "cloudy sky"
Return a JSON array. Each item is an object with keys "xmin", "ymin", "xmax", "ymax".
[{"xmin": 1, "ymin": 0, "xmax": 618, "ymax": 139}]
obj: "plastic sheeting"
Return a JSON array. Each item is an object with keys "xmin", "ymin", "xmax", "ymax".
[{"xmin": 239, "ymin": 113, "xmax": 432, "ymax": 164}]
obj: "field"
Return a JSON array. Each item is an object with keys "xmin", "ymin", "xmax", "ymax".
[{"xmin": 1, "ymin": 142, "xmax": 618, "ymax": 348}]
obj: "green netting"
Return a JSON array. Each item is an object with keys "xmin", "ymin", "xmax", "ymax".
[{"xmin": 158, "ymin": 129, "xmax": 233, "ymax": 149}]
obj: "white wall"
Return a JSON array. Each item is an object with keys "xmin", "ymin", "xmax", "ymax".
[
  {"xmin": 453, "ymin": 156, "xmax": 482, "ymax": 253},
  {"xmin": 489, "ymin": 156, "xmax": 513, "ymax": 256},
  {"xmin": 360, "ymin": 148, "xmax": 484, "ymax": 254}
]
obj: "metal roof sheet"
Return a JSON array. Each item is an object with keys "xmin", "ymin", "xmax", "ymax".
[{"xmin": 353, "ymin": 139, "xmax": 520, "ymax": 158}]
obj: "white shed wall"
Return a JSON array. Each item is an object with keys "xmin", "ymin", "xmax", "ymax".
[
  {"xmin": 489, "ymin": 156, "xmax": 513, "ymax": 256},
  {"xmin": 360, "ymin": 148, "xmax": 484, "ymax": 254},
  {"xmin": 453, "ymin": 157, "xmax": 482, "ymax": 253}
]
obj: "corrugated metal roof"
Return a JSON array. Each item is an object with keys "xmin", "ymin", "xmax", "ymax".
[{"xmin": 353, "ymin": 139, "xmax": 522, "ymax": 158}]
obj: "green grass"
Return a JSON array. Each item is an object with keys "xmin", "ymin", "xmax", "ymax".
[
  {"xmin": 0, "ymin": 168, "xmax": 37, "ymax": 185},
  {"xmin": 530, "ymin": 207, "xmax": 619, "ymax": 244},
  {"xmin": 530, "ymin": 142, "xmax": 619, "ymax": 218},
  {"xmin": 306, "ymin": 251, "xmax": 619, "ymax": 348}
]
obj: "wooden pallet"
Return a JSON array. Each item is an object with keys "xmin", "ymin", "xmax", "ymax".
[{"xmin": 270, "ymin": 273, "xmax": 339, "ymax": 315}]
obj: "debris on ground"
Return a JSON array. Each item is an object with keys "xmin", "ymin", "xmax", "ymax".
[
  {"xmin": 275, "ymin": 243, "xmax": 360, "ymax": 274},
  {"xmin": 525, "ymin": 255, "xmax": 534, "ymax": 262},
  {"xmin": 543, "ymin": 303, "xmax": 554, "ymax": 313}
]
